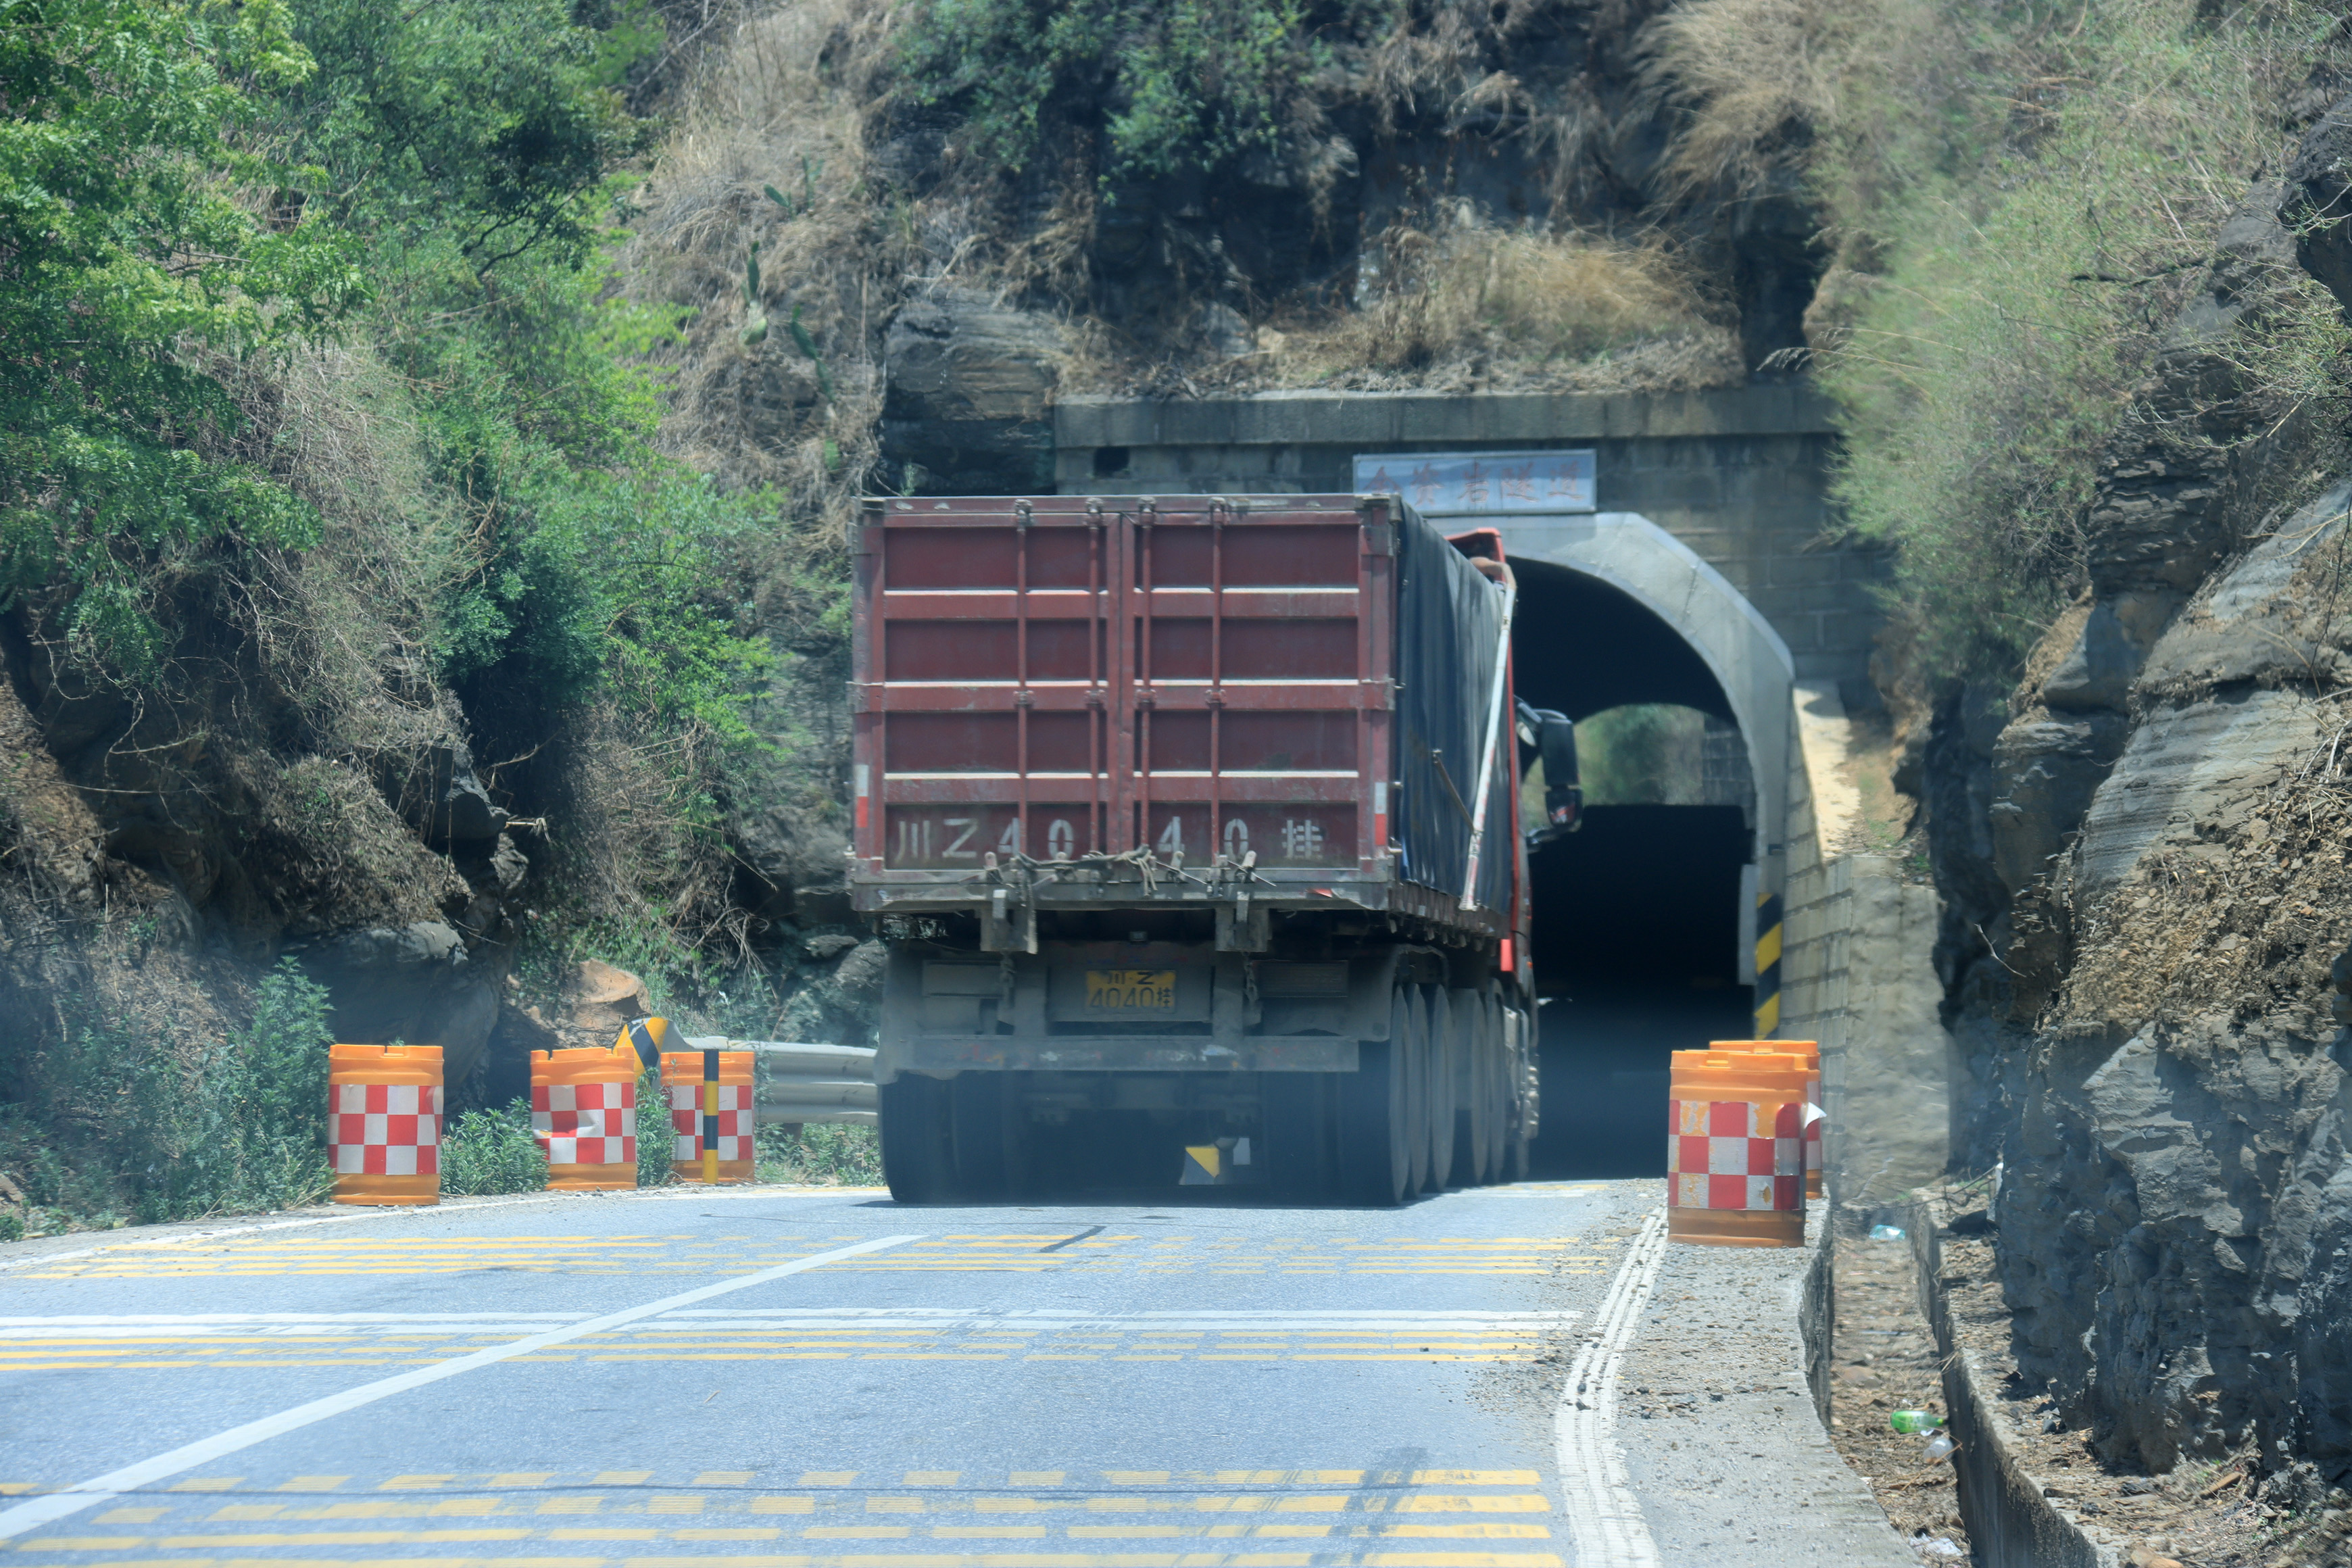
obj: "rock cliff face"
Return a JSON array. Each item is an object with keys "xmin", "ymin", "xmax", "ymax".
[{"xmin": 1927, "ymin": 105, "xmax": 2352, "ymax": 1497}]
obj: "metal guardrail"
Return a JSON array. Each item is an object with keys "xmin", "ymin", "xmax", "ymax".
[{"xmin": 683, "ymin": 1038, "xmax": 877, "ymax": 1125}]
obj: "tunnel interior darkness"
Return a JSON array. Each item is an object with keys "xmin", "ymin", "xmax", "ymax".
[{"xmin": 1508, "ymin": 557, "xmax": 1758, "ymax": 1178}]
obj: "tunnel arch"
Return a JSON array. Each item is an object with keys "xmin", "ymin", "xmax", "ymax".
[
  {"xmin": 1489, "ymin": 510, "xmax": 1797, "ymax": 1176},
  {"xmin": 1498, "ymin": 511, "xmax": 1794, "ymax": 879}
]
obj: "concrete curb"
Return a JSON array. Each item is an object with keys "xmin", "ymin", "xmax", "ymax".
[
  {"xmin": 1802, "ymin": 1212, "xmax": 1835, "ymax": 1427},
  {"xmin": 1905, "ymin": 1201, "xmax": 2124, "ymax": 1568}
]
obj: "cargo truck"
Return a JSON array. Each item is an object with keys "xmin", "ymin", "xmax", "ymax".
[{"xmin": 850, "ymin": 493, "xmax": 1580, "ymax": 1203}]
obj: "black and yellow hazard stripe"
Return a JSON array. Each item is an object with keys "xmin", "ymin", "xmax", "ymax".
[
  {"xmin": 1753, "ymin": 890, "xmax": 1783, "ymax": 1036},
  {"xmin": 624, "ymin": 1016, "xmax": 670, "ymax": 1069}
]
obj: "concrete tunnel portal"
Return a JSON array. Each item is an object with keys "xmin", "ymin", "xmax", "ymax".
[{"xmin": 1496, "ymin": 518, "xmax": 1796, "ymax": 1179}]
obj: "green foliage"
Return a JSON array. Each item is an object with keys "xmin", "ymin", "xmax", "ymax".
[
  {"xmin": 441, "ymin": 1101, "xmax": 549, "ymax": 1194},
  {"xmin": 433, "ymin": 462, "xmax": 775, "ymax": 740},
  {"xmin": 273, "ymin": 0, "xmax": 640, "ymax": 269},
  {"xmin": 637, "ymin": 1064, "xmax": 673, "ymax": 1187},
  {"xmin": 1575, "ymin": 705, "xmax": 1709, "ymax": 805},
  {"xmin": 2, "ymin": 0, "xmax": 763, "ymax": 748},
  {"xmin": 0, "ymin": 0, "xmax": 363, "ymax": 671},
  {"xmin": 1, "ymin": 958, "xmax": 336, "ymax": 1229},
  {"xmin": 755, "ymin": 1123, "xmax": 883, "ymax": 1186},
  {"xmin": 898, "ymin": 0, "xmax": 1316, "ymax": 179},
  {"xmin": 1813, "ymin": 0, "xmax": 2340, "ymax": 679}
]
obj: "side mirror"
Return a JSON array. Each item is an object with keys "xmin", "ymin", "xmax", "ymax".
[{"xmin": 1520, "ymin": 708, "xmax": 1582, "ymax": 843}]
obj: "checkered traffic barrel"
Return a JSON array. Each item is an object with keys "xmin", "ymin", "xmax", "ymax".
[
  {"xmin": 663, "ymin": 1049, "xmax": 754, "ymax": 1183},
  {"xmin": 531, "ymin": 1044, "xmax": 639, "ymax": 1190},
  {"xmin": 328, "ymin": 1044, "xmax": 443, "ymax": 1206},
  {"xmin": 1788, "ymin": 1039, "xmax": 1823, "ymax": 1200},
  {"xmin": 1714, "ymin": 1037, "xmax": 1823, "ymax": 1200},
  {"xmin": 1667, "ymin": 1043, "xmax": 1807, "ymax": 1248}
]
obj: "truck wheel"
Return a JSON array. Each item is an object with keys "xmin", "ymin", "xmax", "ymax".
[
  {"xmin": 879, "ymin": 1075, "xmax": 953, "ymax": 1204},
  {"xmin": 1482, "ymin": 994, "xmax": 1509, "ymax": 1184},
  {"xmin": 1263, "ymin": 1071, "xmax": 1329, "ymax": 1200},
  {"xmin": 949, "ymin": 1073, "xmax": 1011, "ymax": 1200},
  {"xmin": 1421, "ymin": 986, "xmax": 1456, "ymax": 1194},
  {"xmin": 1448, "ymin": 987, "xmax": 1488, "ymax": 1189},
  {"xmin": 1340, "ymin": 988, "xmax": 1414, "ymax": 1206},
  {"xmin": 1402, "ymin": 987, "xmax": 1432, "ymax": 1197}
]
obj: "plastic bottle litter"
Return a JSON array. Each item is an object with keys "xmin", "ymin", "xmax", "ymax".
[
  {"xmin": 1889, "ymin": 1409, "xmax": 1946, "ymax": 1434},
  {"xmin": 1869, "ymin": 1223, "xmax": 1907, "ymax": 1240},
  {"xmin": 1924, "ymin": 1431, "xmax": 1957, "ymax": 1462}
]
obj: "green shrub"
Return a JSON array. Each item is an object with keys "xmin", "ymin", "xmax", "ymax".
[
  {"xmin": 0, "ymin": 0, "xmax": 363, "ymax": 672},
  {"xmin": 637, "ymin": 1064, "xmax": 674, "ymax": 1188},
  {"xmin": 3, "ymin": 958, "xmax": 337, "ymax": 1227},
  {"xmin": 1806, "ymin": 0, "xmax": 2347, "ymax": 678},
  {"xmin": 440, "ymin": 1101, "xmax": 549, "ymax": 1195},
  {"xmin": 898, "ymin": 0, "xmax": 1313, "ymax": 180},
  {"xmin": 755, "ymin": 1123, "xmax": 883, "ymax": 1186}
]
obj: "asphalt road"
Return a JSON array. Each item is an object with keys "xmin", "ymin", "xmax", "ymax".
[{"xmin": 0, "ymin": 1179, "xmax": 1911, "ymax": 1568}]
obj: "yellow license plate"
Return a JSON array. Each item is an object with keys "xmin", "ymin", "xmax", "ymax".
[{"xmin": 1086, "ymin": 969, "xmax": 1176, "ymax": 1010}]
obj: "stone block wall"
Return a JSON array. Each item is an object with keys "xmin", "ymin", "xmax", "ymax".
[
  {"xmin": 1779, "ymin": 683, "xmax": 1953, "ymax": 1212},
  {"xmin": 1053, "ymin": 385, "xmax": 1890, "ymax": 703}
]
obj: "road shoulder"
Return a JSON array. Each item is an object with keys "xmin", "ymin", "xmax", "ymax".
[{"xmin": 1614, "ymin": 1204, "xmax": 1916, "ymax": 1566}]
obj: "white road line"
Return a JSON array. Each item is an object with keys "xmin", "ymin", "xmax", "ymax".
[
  {"xmin": 1556, "ymin": 1205, "xmax": 1667, "ymax": 1568},
  {"xmin": 0, "ymin": 1232, "xmax": 918, "ymax": 1538}
]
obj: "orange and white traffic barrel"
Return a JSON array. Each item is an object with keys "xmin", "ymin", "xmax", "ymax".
[
  {"xmin": 663, "ymin": 1048, "xmax": 754, "ymax": 1183},
  {"xmin": 328, "ymin": 1044, "xmax": 443, "ymax": 1206},
  {"xmin": 531, "ymin": 1045, "xmax": 638, "ymax": 1190},
  {"xmin": 1787, "ymin": 1039, "xmax": 1824, "ymax": 1200},
  {"xmin": 1717, "ymin": 1037, "xmax": 1824, "ymax": 1199},
  {"xmin": 1667, "ymin": 1043, "xmax": 1807, "ymax": 1247}
]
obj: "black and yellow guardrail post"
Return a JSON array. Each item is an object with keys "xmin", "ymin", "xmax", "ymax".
[
  {"xmin": 1753, "ymin": 889, "xmax": 1784, "ymax": 1037},
  {"xmin": 702, "ymin": 1047, "xmax": 720, "ymax": 1185}
]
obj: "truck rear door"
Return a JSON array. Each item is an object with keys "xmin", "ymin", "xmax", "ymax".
[{"xmin": 852, "ymin": 496, "xmax": 1394, "ymax": 897}]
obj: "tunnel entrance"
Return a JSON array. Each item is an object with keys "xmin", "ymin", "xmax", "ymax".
[{"xmin": 1508, "ymin": 557, "xmax": 1758, "ymax": 1179}]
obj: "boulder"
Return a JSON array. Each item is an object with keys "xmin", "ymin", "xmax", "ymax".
[
  {"xmin": 2283, "ymin": 95, "xmax": 2352, "ymax": 318},
  {"xmin": 1988, "ymin": 710, "xmax": 2128, "ymax": 895},
  {"xmin": 562, "ymin": 959, "xmax": 651, "ymax": 1031},
  {"xmin": 297, "ymin": 921, "xmax": 502, "ymax": 1086},
  {"xmin": 881, "ymin": 287, "xmax": 1067, "ymax": 494}
]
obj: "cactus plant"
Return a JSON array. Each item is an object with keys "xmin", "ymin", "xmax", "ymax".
[
  {"xmin": 738, "ymin": 241, "xmax": 768, "ymax": 347},
  {"xmin": 787, "ymin": 303, "xmax": 831, "ymax": 399}
]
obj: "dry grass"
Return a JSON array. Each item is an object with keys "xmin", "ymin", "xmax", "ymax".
[
  {"xmin": 1054, "ymin": 219, "xmax": 1742, "ymax": 396},
  {"xmin": 1237, "ymin": 221, "xmax": 1736, "ymax": 393},
  {"xmin": 1640, "ymin": 0, "xmax": 1865, "ymax": 202},
  {"xmin": 622, "ymin": 0, "xmax": 910, "ymax": 535}
]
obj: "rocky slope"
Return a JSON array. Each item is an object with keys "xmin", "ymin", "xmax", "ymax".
[{"xmin": 1922, "ymin": 98, "xmax": 2352, "ymax": 1504}]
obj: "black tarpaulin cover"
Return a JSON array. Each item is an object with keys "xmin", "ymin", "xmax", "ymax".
[{"xmin": 1393, "ymin": 501, "xmax": 1513, "ymax": 910}]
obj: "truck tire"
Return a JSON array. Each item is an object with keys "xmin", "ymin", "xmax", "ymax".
[
  {"xmin": 1480, "ymin": 992, "xmax": 1508, "ymax": 1185},
  {"xmin": 880, "ymin": 1074, "xmax": 953, "ymax": 1204},
  {"xmin": 1402, "ymin": 987, "xmax": 1433, "ymax": 1197},
  {"xmin": 1448, "ymin": 991, "xmax": 1505, "ymax": 1190},
  {"xmin": 1340, "ymin": 987, "xmax": 1415, "ymax": 1206},
  {"xmin": 1263, "ymin": 1071, "xmax": 1329, "ymax": 1200},
  {"xmin": 1421, "ymin": 985, "xmax": 1456, "ymax": 1194},
  {"xmin": 1448, "ymin": 986, "xmax": 1489, "ymax": 1189},
  {"xmin": 949, "ymin": 1073, "xmax": 1012, "ymax": 1199}
]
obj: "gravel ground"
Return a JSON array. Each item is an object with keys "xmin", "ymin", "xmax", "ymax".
[
  {"xmin": 1826, "ymin": 1229, "xmax": 1974, "ymax": 1563},
  {"xmin": 1831, "ymin": 1213, "xmax": 2352, "ymax": 1568}
]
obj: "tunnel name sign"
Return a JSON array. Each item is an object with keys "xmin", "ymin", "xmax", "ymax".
[{"xmin": 1353, "ymin": 449, "xmax": 1596, "ymax": 515}]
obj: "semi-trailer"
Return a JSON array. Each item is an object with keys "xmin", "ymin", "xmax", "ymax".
[{"xmin": 850, "ymin": 493, "xmax": 1579, "ymax": 1203}]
